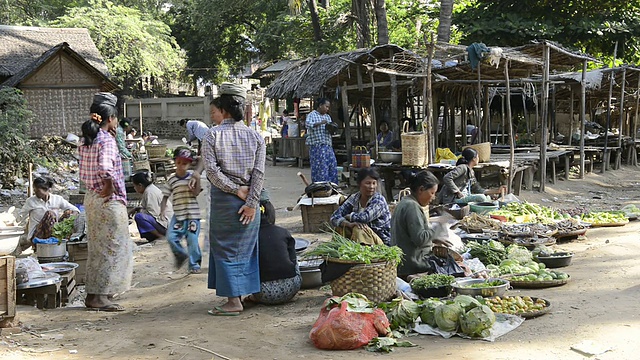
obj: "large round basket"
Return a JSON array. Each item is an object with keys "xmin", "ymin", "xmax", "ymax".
[
  {"xmin": 329, "ymin": 260, "xmax": 397, "ymax": 303},
  {"xmin": 146, "ymin": 144, "xmax": 167, "ymax": 158},
  {"xmin": 133, "ymin": 160, "xmax": 151, "ymax": 172},
  {"xmin": 462, "ymin": 142, "xmax": 491, "ymax": 163}
]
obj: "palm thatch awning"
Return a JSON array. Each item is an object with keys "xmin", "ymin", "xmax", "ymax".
[{"xmin": 265, "ymin": 44, "xmax": 419, "ymax": 99}]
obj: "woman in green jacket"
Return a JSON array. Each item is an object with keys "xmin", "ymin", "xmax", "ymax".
[{"xmin": 390, "ymin": 170, "xmax": 449, "ymax": 277}]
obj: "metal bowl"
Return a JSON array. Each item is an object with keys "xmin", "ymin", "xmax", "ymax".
[
  {"xmin": 379, "ymin": 151, "xmax": 402, "ymax": 163},
  {"xmin": 535, "ymin": 252, "xmax": 573, "ymax": 268},
  {"xmin": 452, "ymin": 278, "xmax": 510, "ymax": 297},
  {"xmin": 300, "ymin": 268, "xmax": 323, "ymax": 289}
]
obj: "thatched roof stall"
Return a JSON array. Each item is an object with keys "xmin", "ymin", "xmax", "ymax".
[
  {"xmin": 266, "ymin": 44, "xmax": 422, "ymax": 161},
  {"xmin": 369, "ymin": 40, "xmax": 596, "ymax": 190}
]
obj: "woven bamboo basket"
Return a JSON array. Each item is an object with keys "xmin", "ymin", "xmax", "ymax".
[
  {"xmin": 401, "ymin": 121, "xmax": 428, "ymax": 167},
  {"xmin": 329, "ymin": 259, "xmax": 397, "ymax": 303},
  {"xmin": 132, "ymin": 160, "xmax": 151, "ymax": 172},
  {"xmin": 389, "ymin": 188, "xmax": 411, "ymax": 216},
  {"xmin": 462, "ymin": 142, "xmax": 491, "ymax": 163},
  {"xmin": 146, "ymin": 144, "xmax": 167, "ymax": 158}
]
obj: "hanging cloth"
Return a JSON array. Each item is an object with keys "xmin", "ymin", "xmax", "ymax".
[{"xmin": 466, "ymin": 43, "xmax": 490, "ymax": 70}]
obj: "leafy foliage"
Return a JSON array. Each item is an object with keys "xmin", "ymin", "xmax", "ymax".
[
  {"xmin": 51, "ymin": 0, "xmax": 187, "ymax": 95},
  {"xmin": 455, "ymin": 0, "xmax": 640, "ymax": 63},
  {"xmin": 0, "ymin": 88, "xmax": 36, "ymax": 189}
]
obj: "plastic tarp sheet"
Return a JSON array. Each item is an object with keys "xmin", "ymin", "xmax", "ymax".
[{"xmin": 413, "ymin": 313, "xmax": 525, "ymax": 342}]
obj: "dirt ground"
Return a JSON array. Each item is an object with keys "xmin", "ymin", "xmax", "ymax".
[{"xmin": 2, "ymin": 160, "xmax": 640, "ymax": 360}]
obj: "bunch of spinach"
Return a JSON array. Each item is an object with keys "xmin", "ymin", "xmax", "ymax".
[{"xmin": 52, "ymin": 216, "xmax": 77, "ymax": 241}]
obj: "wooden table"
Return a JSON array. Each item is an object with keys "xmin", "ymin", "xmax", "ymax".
[
  {"xmin": 271, "ymin": 137, "xmax": 309, "ymax": 168},
  {"xmin": 490, "ymin": 149, "xmax": 572, "ymax": 184}
]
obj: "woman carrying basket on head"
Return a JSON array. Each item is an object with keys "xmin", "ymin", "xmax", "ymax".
[
  {"xmin": 192, "ymin": 82, "xmax": 266, "ymax": 316},
  {"xmin": 438, "ymin": 148, "xmax": 506, "ymax": 205}
]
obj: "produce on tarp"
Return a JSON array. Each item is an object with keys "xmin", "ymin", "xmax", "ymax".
[
  {"xmin": 377, "ymin": 298, "xmax": 421, "ymax": 332},
  {"xmin": 581, "ymin": 211, "xmax": 628, "ymax": 225},
  {"xmin": 309, "ymin": 293, "xmax": 391, "ymax": 350},
  {"xmin": 467, "ymin": 240, "xmax": 506, "ymax": 266},
  {"xmin": 459, "ymin": 305, "xmax": 496, "ymax": 338},
  {"xmin": 485, "ymin": 296, "xmax": 548, "ymax": 315},
  {"xmin": 434, "ymin": 302, "xmax": 463, "ymax": 332},
  {"xmin": 419, "ymin": 298, "xmax": 444, "ymax": 327},
  {"xmin": 489, "ymin": 201, "xmax": 561, "ymax": 223}
]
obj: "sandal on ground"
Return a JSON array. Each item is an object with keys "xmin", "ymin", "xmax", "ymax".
[
  {"xmin": 207, "ymin": 306, "xmax": 240, "ymax": 316},
  {"xmin": 86, "ymin": 303, "xmax": 125, "ymax": 312}
]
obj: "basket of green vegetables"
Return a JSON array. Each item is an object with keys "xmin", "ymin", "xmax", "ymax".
[
  {"xmin": 305, "ymin": 234, "xmax": 403, "ymax": 303},
  {"xmin": 409, "ymin": 274, "xmax": 455, "ymax": 298}
]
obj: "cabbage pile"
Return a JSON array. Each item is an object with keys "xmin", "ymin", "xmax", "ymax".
[{"xmin": 421, "ymin": 295, "xmax": 496, "ymax": 338}]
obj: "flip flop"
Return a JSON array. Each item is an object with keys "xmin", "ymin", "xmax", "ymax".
[
  {"xmin": 207, "ymin": 306, "xmax": 240, "ymax": 316},
  {"xmin": 87, "ymin": 303, "xmax": 125, "ymax": 312}
]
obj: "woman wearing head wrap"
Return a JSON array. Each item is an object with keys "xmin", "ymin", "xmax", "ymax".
[
  {"xmin": 193, "ymin": 82, "xmax": 266, "ymax": 316},
  {"xmin": 437, "ymin": 148, "xmax": 506, "ymax": 205},
  {"xmin": 78, "ymin": 92, "xmax": 133, "ymax": 312}
]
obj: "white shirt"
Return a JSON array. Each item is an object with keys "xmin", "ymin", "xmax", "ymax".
[{"xmin": 17, "ymin": 194, "xmax": 80, "ymax": 239}]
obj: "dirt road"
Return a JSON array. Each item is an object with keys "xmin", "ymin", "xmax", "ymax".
[{"xmin": 2, "ymin": 162, "xmax": 640, "ymax": 360}]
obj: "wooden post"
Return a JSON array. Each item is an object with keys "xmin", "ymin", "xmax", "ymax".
[
  {"xmin": 579, "ymin": 60, "xmax": 587, "ymax": 178},
  {"xmin": 540, "ymin": 44, "xmax": 550, "ymax": 192},
  {"xmin": 500, "ymin": 94, "xmax": 505, "ymax": 144},
  {"xmin": 138, "ymin": 100, "xmax": 143, "ymax": 134},
  {"xmin": 483, "ymin": 85, "xmax": 490, "ymax": 144},
  {"xmin": 569, "ymin": 87, "xmax": 574, "ymax": 146},
  {"xmin": 390, "ymin": 74, "xmax": 398, "ymax": 145},
  {"xmin": 634, "ymin": 74, "xmax": 640, "ymax": 166},
  {"xmin": 341, "ymin": 81, "xmax": 352, "ymax": 164},
  {"xmin": 370, "ymin": 73, "xmax": 378, "ymax": 160},
  {"xmin": 618, "ymin": 67, "xmax": 626, "ymax": 150},
  {"xmin": 505, "ymin": 60, "xmax": 515, "ymax": 194},
  {"xmin": 425, "ymin": 34, "xmax": 435, "ymax": 164},
  {"xmin": 28, "ymin": 163, "xmax": 33, "ymax": 197},
  {"xmin": 603, "ymin": 42, "xmax": 618, "ymax": 173}
]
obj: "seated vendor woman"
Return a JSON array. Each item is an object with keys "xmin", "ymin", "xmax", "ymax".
[
  {"xmin": 390, "ymin": 170, "xmax": 449, "ymax": 277},
  {"xmin": 130, "ymin": 171, "xmax": 172, "ymax": 242},
  {"xmin": 329, "ymin": 168, "xmax": 391, "ymax": 245},
  {"xmin": 438, "ymin": 148, "xmax": 506, "ymax": 205},
  {"xmin": 15, "ymin": 176, "xmax": 80, "ymax": 253},
  {"xmin": 245, "ymin": 196, "xmax": 301, "ymax": 305}
]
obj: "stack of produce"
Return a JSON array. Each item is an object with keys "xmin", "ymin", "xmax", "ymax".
[
  {"xmin": 306, "ymin": 234, "xmax": 403, "ymax": 264},
  {"xmin": 485, "ymin": 296, "xmax": 548, "ymax": 315},
  {"xmin": 417, "ymin": 295, "xmax": 496, "ymax": 338},
  {"xmin": 467, "ymin": 240, "xmax": 507, "ymax": 266},
  {"xmin": 489, "ymin": 202, "xmax": 562, "ymax": 224},
  {"xmin": 459, "ymin": 213, "xmax": 501, "ymax": 232},
  {"xmin": 580, "ymin": 211, "xmax": 628, "ymax": 226}
]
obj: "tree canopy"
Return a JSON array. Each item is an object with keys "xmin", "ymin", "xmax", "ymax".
[
  {"xmin": 52, "ymin": 0, "xmax": 186, "ymax": 95},
  {"xmin": 455, "ymin": 0, "xmax": 640, "ymax": 63}
]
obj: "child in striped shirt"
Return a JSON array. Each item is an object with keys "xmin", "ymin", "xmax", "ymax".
[{"xmin": 160, "ymin": 146, "xmax": 202, "ymax": 274}]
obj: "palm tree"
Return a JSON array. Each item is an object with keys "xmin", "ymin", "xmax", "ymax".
[
  {"xmin": 437, "ymin": 0, "xmax": 454, "ymax": 43},
  {"xmin": 289, "ymin": 0, "xmax": 323, "ymax": 41},
  {"xmin": 374, "ymin": 0, "xmax": 389, "ymax": 44}
]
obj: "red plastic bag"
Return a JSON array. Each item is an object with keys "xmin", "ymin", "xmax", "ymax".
[{"xmin": 309, "ymin": 297, "xmax": 391, "ymax": 350}]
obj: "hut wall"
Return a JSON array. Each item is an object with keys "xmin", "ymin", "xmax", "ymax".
[
  {"xmin": 124, "ymin": 97, "xmax": 210, "ymax": 139},
  {"xmin": 20, "ymin": 52, "xmax": 105, "ymax": 138}
]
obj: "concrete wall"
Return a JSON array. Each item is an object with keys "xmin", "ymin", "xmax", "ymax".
[{"xmin": 124, "ymin": 97, "xmax": 210, "ymax": 139}]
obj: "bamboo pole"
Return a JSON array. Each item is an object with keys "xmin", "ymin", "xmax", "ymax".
[
  {"xmin": 540, "ymin": 44, "xmax": 550, "ymax": 192},
  {"xmin": 505, "ymin": 60, "xmax": 515, "ymax": 194},
  {"xmin": 500, "ymin": 94, "xmax": 505, "ymax": 144},
  {"xmin": 425, "ymin": 34, "xmax": 435, "ymax": 164},
  {"xmin": 603, "ymin": 41, "xmax": 618, "ymax": 173},
  {"xmin": 483, "ymin": 85, "xmax": 490, "ymax": 144},
  {"xmin": 579, "ymin": 60, "xmax": 587, "ymax": 179},
  {"xmin": 138, "ymin": 100, "xmax": 143, "ymax": 134},
  {"xmin": 618, "ymin": 68, "xmax": 626, "ymax": 150},
  {"xmin": 341, "ymin": 81, "xmax": 352, "ymax": 163},
  {"xmin": 633, "ymin": 75, "xmax": 640, "ymax": 166},
  {"xmin": 569, "ymin": 87, "xmax": 574, "ymax": 146},
  {"xmin": 370, "ymin": 72, "xmax": 377, "ymax": 160}
]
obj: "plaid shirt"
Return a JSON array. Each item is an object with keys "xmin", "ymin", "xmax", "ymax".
[
  {"xmin": 203, "ymin": 119, "xmax": 266, "ymax": 209},
  {"xmin": 305, "ymin": 110, "xmax": 333, "ymax": 146},
  {"xmin": 330, "ymin": 191, "xmax": 391, "ymax": 244},
  {"xmin": 79, "ymin": 129, "xmax": 127, "ymax": 205},
  {"xmin": 187, "ymin": 120, "xmax": 210, "ymax": 142}
]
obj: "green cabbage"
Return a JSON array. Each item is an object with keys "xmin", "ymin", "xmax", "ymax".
[
  {"xmin": 459, "ymin": 305, "xmax": 496, "ymax": 338},
  {"xmin": 419, "ymin": 298, "xmax": 443, "ymax": 327},
  {"xmin": 434, "ymin": 303, "xmax": 462, "ymax": 332},
  {"xmin": 380, "ymin": 299, "xmax": 421, "ymax": 331},
  {"xmin": 453, "ymin": 295, "xmax": 481, "ymax": 312},
  {"xmin": 507, "ymin": 244, "xmax": 532, "ymax": 264}
]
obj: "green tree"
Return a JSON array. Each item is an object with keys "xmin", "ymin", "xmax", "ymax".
[
  {"xmin": 0, "ymin": 88, "xmax": 35, "ymax": 189},
  {"xmin": 455, "ymin": 0, "xmax": 640, "ymax": 62},
  {"xmin": 52, "ymin": 0, "xmax": 186, "ymax": 96}
]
